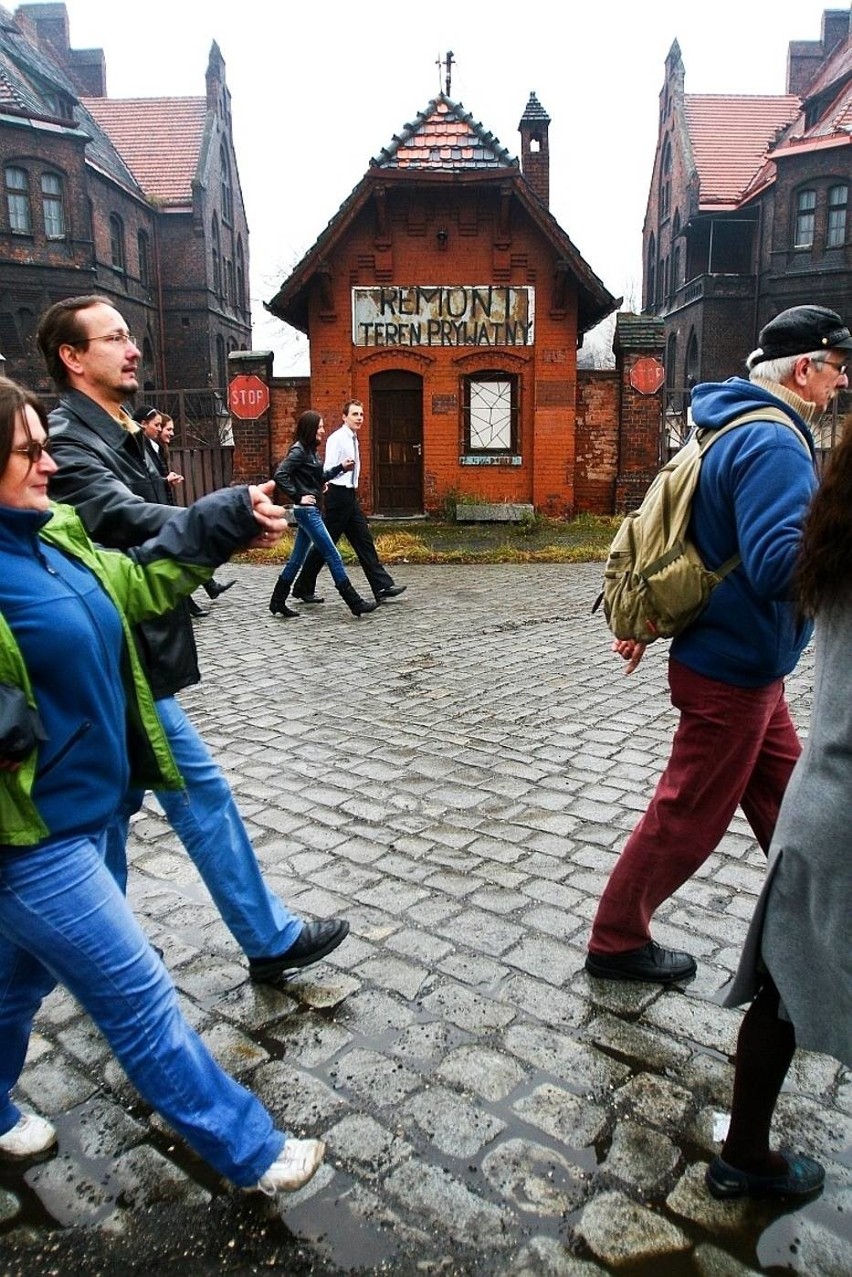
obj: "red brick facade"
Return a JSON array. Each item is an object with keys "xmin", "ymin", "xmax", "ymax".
[
  {"xmin": 263, "ymin": 93, "xmax": 620, "ymax": 517},
  {"xmin": 231, "ymin": 315, "xmax": 666, "ymax": 516}
]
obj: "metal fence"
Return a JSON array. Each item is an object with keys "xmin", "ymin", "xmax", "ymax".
[{"xmin": 663, "ymin": 386, "xmax": 850, "ymax": 475}]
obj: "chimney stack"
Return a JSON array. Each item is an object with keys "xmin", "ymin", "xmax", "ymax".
[{"xmin": 518, "ymin": 92, "xmax": 551, "ymax": 208}]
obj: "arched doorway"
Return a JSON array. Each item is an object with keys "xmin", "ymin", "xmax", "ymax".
[{"xmin": 370, "ymin": 370, "xmax": 423, "ymax": 514}]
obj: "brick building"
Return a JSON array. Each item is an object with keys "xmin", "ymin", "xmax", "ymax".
[
  {"xmin": 644, "ymin": 7, "xmax": 851, "ymax": 397},
  {"xmin": 0, "ymin": 2, "xmax": 249, "ymax": 398},
  {"xmin": 265, "ymin": 91, "xmax": 619, "ymax": 517}
]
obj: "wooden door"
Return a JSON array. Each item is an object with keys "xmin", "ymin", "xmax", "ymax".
[{"xmin": 371, "ymin": 371, "xmax": 423, "ymax": 514}]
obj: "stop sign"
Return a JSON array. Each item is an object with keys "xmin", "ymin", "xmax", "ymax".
[
  {"xmin": 629, "ymin": 357, "xmax": 666, "ymax": 396},
  {"xmin": 229, "ymin": 374, "xmax": 270, "ymax": 419}
]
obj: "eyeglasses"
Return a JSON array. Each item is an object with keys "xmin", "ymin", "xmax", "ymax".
[
  {"xmin": 813, "ymin": 357, "xmax": 848, "ymax": 376},
  {"xmin": 11, "ymin": 438, "xmax": 53, "ymax": 464},
  {"xmin": 82, "ymin": 331, "xmax": 138, "ymax": 348}
]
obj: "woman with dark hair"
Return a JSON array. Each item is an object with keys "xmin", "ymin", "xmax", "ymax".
[
  {"xmin": 707, "ymin": 418, "xmax": 852, "ymax": 1201},
  {"xmin": 269, "ymin": 410, "xmax": 376, "ymax": 617},
  {"xmin": 0, "ymin": 377, "xmax": 324, "ymax": 1193}
]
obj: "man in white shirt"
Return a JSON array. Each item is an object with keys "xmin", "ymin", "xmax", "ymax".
[{"xmin": 292, "ymin": 400, "xmax": 407, "ymax": 604}]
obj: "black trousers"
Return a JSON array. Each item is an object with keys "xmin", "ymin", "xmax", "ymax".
[{"xmin": 293, "ymin": 487, "xmax": 394, "ymax": 599}]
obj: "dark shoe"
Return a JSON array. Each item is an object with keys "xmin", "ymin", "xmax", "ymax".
[
  {"xmin": 584, "ymin": 941, "xmax": 696, "ymax": 984},
  {"xmin": 376, "ymin": 584, "xmax": 407, "ymax": 601},
  {"xmin": 205, "ymin": 578, "xmax": 236, "ymax": 599},
  {"xmin": 269, "ymin": 579, "xmax": 299, "ymax": 618},
  {"xmin": 705, "ymin": 1152, "xmax": 825, "ymax": 1200},
  {"xmin": 336, "ymin": 578, "xmax": 377, "ymax": 617},
  {"xmin": 293, "ymin": 591, "xmax": 325, "ymax": 604},
  {"xmin": 249, "ymin": 919, "xmax": 350, "ymax": 984},
  {"xmin": 188, "ymin": 598, "xmax": 208, "ymax": 617}
]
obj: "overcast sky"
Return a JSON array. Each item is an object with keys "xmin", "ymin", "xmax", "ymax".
[{"xmin": 59, "ymin": 0, "xmax": 844, "ymax": 374}]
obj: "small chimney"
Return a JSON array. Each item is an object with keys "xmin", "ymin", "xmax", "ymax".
[{"xmin": 518, "ymin": 92, "xmax": 551, "ymax": 208}]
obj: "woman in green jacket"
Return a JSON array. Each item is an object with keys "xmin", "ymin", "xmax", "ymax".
[{"xmin": 0, "ymin": 378, "xmax": 324, "ymax": 1195}]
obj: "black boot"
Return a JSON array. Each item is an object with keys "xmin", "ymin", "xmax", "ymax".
[
  {"xmin": 336, "ymin": 577, "xmax": 377, "ymax": 617},
  {"xmin": 269, "ymin": 579, "xmax": 299, "ymax": 617}
]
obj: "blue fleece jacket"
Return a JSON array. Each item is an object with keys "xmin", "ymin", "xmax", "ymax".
[
  {"xmin": 0, "ymin": 506, "xmax": 131, "ymax": 840},
  {"xmin": 670, "ymin": 377, "xmax": 818, "ymax": 688}
]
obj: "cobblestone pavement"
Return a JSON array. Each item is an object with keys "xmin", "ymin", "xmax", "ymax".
[{"xmin": 1, "ymin": 563, "xmax": 850, "ymax": 1277}]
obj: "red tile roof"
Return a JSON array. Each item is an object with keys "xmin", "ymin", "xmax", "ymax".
[
  {"xmin": 684, "ymin": 94, "xmax": 801, "ymax": 208},
  {"xmin": 372, "ymin": 94, "xmax": 516, "ymax": 170},
  {"xmin": 82, "ymin": 97, "xmax": 207, "ymax": 205}
]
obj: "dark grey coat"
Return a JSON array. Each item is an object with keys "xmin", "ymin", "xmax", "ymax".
[{"xmin": 723, "ymin": 603, "xmax": 852, "ymax": 1067}]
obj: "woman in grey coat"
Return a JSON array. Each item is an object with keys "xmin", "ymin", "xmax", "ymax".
[{"xmin": 707, "ymin": 409, "xmax": 852, "ymax": 1200}]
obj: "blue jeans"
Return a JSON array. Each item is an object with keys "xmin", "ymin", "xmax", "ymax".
[
  {"xmin": 281, "ymin": 505, "xmax": 348, "ymax": 588},
  {"xmin": 0, "ymin": 833, "xmax": 284, "ymax": 1185},
  {"xmin": 105, "ymin": 697, "xmax": 302, "ymax": 960}
]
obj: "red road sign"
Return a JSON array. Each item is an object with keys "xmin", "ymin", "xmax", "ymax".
[
  {"xmin": 229, "ymin": 374, "xmax": 270, "ymax": 419},
  {"xmin": 629, "ymin": 357, "xmax": 666, "ymax": 396}
]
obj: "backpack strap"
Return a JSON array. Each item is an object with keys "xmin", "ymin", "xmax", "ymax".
[{"xmin": 695, "ymin": 405, "xmax": 812, "ymax": 455}]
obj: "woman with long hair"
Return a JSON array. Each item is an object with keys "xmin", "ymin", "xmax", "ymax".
[
  {"xmin": 269, "ymin": 410, "xmax": 376, "ymax": 617},
  {"xmin": 0, "ymin": 377, "xmax": 324, "ymax": 1193},
  {"xmin": 707, "ymin": 417, "xmax": 852, "ymax": 1201}
]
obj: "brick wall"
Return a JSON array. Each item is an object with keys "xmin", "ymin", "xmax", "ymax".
[{"xmin": 574, "ymin": 370, "xmax": 619, "ymax": 512}]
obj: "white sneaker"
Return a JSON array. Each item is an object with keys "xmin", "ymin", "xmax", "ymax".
[
  {"xmin": 0, "ymin": 1112, "xmax": 57, "ymax": 1158},
  {"xmin": 255, "ymin": 1137, "xmax": 325, "ymax": 1195}
]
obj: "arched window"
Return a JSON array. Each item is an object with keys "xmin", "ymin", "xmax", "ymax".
[
  {"xmin": 671, "ymin": 211, "xmax": 682, "ymax": 296},
  {"xmin": 827, "ymin": 184, "xmax": 848, "ymax": 248},
  {"xmin": 794, "ymin": 189, "xmax": 816, "ymax": 248},
  {"xmin": 646, "ymin": 234, "xmax": 656, "ymax": 311},
  {"xmin": 109, "ymin": 213, "xmax": 126, "ymax": 272},
  {"xmin": 225, "ymin": 259, "xmax": 235, "ymax": 307},
  {"xmin": 211, "ymin": 216, "xmax": 221, "ymax": 296},
  {"xmin": 236, "ymin": 238, "xmax": 246, "ymax": 312},
  {"xmin": 686, "ymin": 329, "xmax": 699, "ymax": 386},
  {"xmin": 665, "ymin": 332, "xmax": 677, "ymax": 389},
  {"xmin": 659, "ymin": 138, "xmax": 672, "ymax": 222},
  {"xmin": 220, "ymin": 144, "xmax": 233, "ymax": 223},
  {"xmin": 138, "ymin": 230, "xmax": 151, "ymax": 290},
  {"xmin": 5, "ymin": 166, "xmax": 31, "ymax": 233},
  {"xmin": 41, "ymin": 172, "xmax": 65, "ymax": 238}
]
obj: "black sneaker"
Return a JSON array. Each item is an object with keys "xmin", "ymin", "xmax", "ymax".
[{"xmin": 249, "ymin": 919, "xmax": 350, "ymax": 984}]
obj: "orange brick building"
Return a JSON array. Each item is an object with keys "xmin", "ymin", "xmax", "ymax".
[{"xmin": 265, "ymin": 92, "xmax": 619, "ymax": 517}]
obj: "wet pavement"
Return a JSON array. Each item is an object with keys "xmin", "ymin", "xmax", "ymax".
[{"xmin": 1, "ymin": 562, "xmax": 850, "ymax": 1277}]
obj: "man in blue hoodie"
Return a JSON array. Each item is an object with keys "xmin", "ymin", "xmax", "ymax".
[{"xmin": 586, "ymin": 305, "xmax": 851, "ymax": 984}]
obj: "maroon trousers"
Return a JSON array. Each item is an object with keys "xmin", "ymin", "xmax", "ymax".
[{"xmin": 589, "ymin": 658, "xmax": 801, "ymax": 955}]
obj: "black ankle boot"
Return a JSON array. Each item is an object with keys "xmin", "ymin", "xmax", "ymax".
[
  {"xmin": 269, "ymin": 579, "xmax": 299, "ymax": 617},
  {"xmin": 336, "ymin": 577, "xmax": 377, "ymax": 617}
]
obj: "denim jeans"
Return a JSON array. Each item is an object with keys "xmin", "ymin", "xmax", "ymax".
[
  {"xmin": 104, "ymin": 696, "xmax": 302, "ymax": 960},
  {"xmin": 0, "ymin": 832, "xmax": 284, "ymax": 1185},
  {"xmin": 281, "ymin": 504, "xmax": 348, "ymax": 588}
]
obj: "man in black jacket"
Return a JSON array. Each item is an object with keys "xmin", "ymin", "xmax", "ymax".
[{"xmin": 36, "ymin": 296, "xmax": 349, "ymax": 984}]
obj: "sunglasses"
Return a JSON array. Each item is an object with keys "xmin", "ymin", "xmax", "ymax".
[{"xmin": 11, "ymin": 438, "xmax": 53, "ymax": 464}]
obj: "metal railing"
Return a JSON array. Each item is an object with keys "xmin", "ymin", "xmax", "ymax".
[{"xmin": 663, "ymin": 386, "xmax": 849, "ymax": 475}]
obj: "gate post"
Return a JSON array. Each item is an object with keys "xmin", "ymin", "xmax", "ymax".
[
  {"xmin": 613, "ymin": 314, "xmax": 665, "ymax": 512},
  {"xmin": 228, "ymin": 349, "xmax": 273, "ymax": 485}
]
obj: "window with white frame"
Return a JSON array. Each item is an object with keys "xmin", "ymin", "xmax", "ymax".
[
  {"xmin": 464, "ymin": 374, "xmax": 518, "ymax": 453},
  {"xmin": 827, "ymin": 184, "xmax": 848, "ymax": 248},
  {"xmin": 40, "ymin": 172, "xmax": 65, "ymax": 238},
  {"xmin": 5, "ymin": 166, "xmax": 31, "ymax": 233},
  {"xmin": 794, "ymin": 189, "xmax": 816, "ymax": 248}
]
